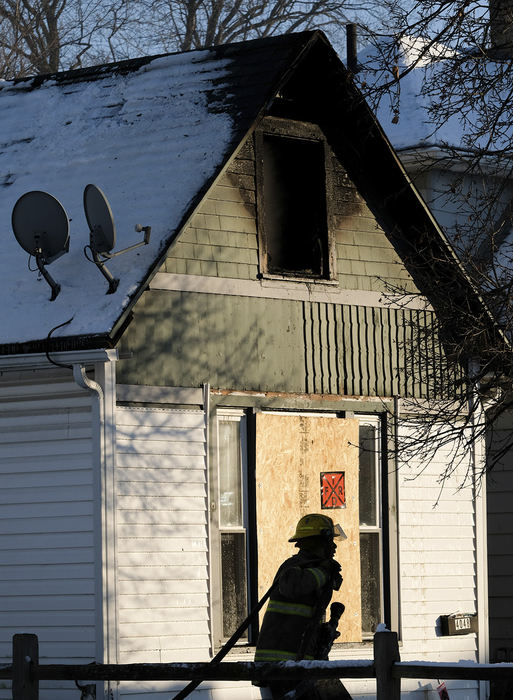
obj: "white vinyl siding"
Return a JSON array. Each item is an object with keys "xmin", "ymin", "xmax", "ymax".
[
  {"xmin": 341, "ymin": 422, "xmax": 482, "ymax": 700},
  {"xmin": 396, "ymin": 423, "xmax": 480, "ymax": 698},
  {"xmin": 0, "ymin": 371, "xmax": 96, "ymax": 699},
  {"xmin": 115, "ymin": 405, "xmax": 209, "ymax": 698},
  {"xmin": 0, "ymin": 376, "xmax": 485, "ymax": 700}
]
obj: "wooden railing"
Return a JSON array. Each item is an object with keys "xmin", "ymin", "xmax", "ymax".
[{"xmin": 2, "ymin": 632, "xmax": 513, "ymax": 699}]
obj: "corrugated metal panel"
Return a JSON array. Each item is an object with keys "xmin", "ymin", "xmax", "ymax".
[
  {"xmin": 0, "ymin": 372, "xmax": 96, "ymax": 699},
  {"xmin": 121, "ymin": 289, "xmax": 464, "ymax": 400},
  {"xmin": 303, "ymin": 302, "xmax": 462, "ymax": 399},
  {"xmin": 115, "ymin": 406, "xmax": 209, "ymax": 678}
]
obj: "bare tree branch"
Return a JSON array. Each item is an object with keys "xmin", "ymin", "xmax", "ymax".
[
  {"xmin": 0, "ymin": 0, "xmax": 150, "ymax": 76},
  {"xmin": 141, "ymin": 0, "xmax": 368, "ymax": 53}
]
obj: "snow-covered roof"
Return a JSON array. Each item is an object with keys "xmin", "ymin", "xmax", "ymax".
[
  {"xmin": 0, "ymin": 33, "xmax": 313, "ymax": 352},
  {"xmin": 358, "ymin": 35, "xmax": 513, "ymax": 155},
  {"xmin": 357, "ymin": 36, "xmax": 457, "ymax": 150},
  {"xmin": 0, "ymin": 30, "xmax": 497, "ymax": 356}
]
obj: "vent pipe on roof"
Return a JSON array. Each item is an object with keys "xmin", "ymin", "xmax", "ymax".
[
  {"xmin": 346, "ymin": 23, "xmax": 358, "ymax": 73},
  {"xmin": 490, "ymin": 0, "xmax": 513, "ymax": 54}
]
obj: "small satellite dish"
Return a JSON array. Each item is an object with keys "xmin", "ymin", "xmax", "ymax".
[
  {"xmin": 83, "ymin": 184, "xmax": 116, "ymax": 255},
  {"xmin": 11, "ymin": 191, "xmax": 70, "ymax": 300},
  {"xmin": 12, "ymin": 191, "xmax": 69, "ymax": 263},
  {"xmin": 83, "ymin": 184, "xmax": 151, "ymax": 294}
]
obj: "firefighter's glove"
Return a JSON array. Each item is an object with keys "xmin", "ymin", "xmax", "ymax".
[
  {"xmin": 319, "ymin": 621, "xmax": 340, "ymax": 646},
  {"xmin": 322, "ymin": 559, "xmax": 343, "ymax": 591},
  {"xmin": 316, "ymin": 622, "xmax": 341, "ymax": 659},
  {"xmin": 332, "ymin": 571, "xmax": 343, "ymax": 591}
]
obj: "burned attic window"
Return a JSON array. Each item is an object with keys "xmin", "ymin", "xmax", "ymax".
[{"xmin": 259, "ymin": 131, "xmax": 331, "ymax": 279}]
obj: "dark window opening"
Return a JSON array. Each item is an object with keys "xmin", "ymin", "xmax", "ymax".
[{"xmin": 262, "ymin": 134, "xmax": 329, "ymax": 278}]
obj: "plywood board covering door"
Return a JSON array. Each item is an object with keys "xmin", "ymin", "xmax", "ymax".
[{"xmin": 255, "ymin": 413, "xmax": 362, "ymax": 642}]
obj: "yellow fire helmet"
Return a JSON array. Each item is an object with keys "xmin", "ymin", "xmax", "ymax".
[{"xmin": 288, "ymin": 513, "xmax": 347, "ymax": 542}]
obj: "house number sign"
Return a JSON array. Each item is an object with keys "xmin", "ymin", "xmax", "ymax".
[
  {"xmin": 440, "ymin": 613, "xmax": 477, "ymax": 636},
  {"xmin": 320, "ymin": 471, "xmax": 345, "ymax": 509}
]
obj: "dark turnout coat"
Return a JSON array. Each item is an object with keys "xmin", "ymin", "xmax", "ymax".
[{"xmin": 254, "ymin": 549, "xmax": 335, "ymax": 662}]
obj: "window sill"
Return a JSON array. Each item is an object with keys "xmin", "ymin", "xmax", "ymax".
[
  {"xmin": 220, "ymin": 643, "xmax": 257, "ymax": 659},
  {"xmin": 331, "ymin": 641, "xmax": 374, "ymax": 654},
  {"xmin": 259, "ymin": 273, "xmax": 339, "ymax": 288}
]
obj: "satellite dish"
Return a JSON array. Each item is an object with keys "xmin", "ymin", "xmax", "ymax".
[
  {"xmin": 11, "ymin": 191, "xmax": 70, "ymax": 300},
  {"xmin": 12, "ymin": 191, "xmax": 69, "ymax": 263},
  {"xmin": 83, "ymin": 184, "xmax": 151, "ymax": 295},
  {"xmin": 83, "ymin": 184, "xmax": 116, "ymax": 255}
]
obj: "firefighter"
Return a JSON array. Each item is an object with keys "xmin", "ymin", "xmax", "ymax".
[{"xmin": 254, "ymin": 513, "xmax": 344, "ymax": 699}]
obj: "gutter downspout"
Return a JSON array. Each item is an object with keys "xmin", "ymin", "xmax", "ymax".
[
  {"xmin": 203, "ymin": 383, "xmax": 213, "ymax": 657},
  {"xmin": 391, "ymin": 395, "xmax": 402, "ymax": 639},
  {"xmin": 468, "ymin": 360, "xmax": 490, "ymax": 700},
  {"xmin": 73, "ymin": 362, "xmax": 104, "ymax": 398},
  {"xmin": 72, "ymin": 362, "xmax": 119, "ymax": 700}
]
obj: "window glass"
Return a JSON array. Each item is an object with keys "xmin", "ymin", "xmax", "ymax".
[
  {"xmin": 221, "ymin": 532, "xmax": 248, "ymax": 638},
  {"xmin": 360, "ymin": 532, "xmax": 381, "ymax": 636},
  {"xmin": 219, "ymin": 418, "xmax": 243, "ymax": 527},
  {"xmin": 359, "ymin": 424, "xmax": 377, "ymax": 527},
  {"xmin": 218, "ymin": 412, "xmax": 248, "ymax": 641},
  {"xmin": 358, "ymin": 420, "xmax": 382, "ymax": 637}
]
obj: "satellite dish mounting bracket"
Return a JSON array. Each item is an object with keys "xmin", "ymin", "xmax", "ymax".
[
  {"xmin": 89, "ymin": 245, "xmax": 120, "ymax": 294},
  {"xmin": 35, "ymin": 249, "xmax": 61, "ymax": 301},
  {"xmin": 83, "ymin": 185, "xmax": 151, "ymax": 294},
  {"xmin": 97, "ymin": 224, "xmax": 151, "ymax": 260}
]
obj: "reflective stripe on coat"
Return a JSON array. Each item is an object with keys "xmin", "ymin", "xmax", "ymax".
[{"xmin": 254, "ymin": 549, "xmax": 334, "ymax": 662}]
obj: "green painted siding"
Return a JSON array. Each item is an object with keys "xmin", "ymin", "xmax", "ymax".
[
  {"xmin": 119, "ymin": 291, "xmax": 305, "ymax": 392},
  {"xmin": 117, "ymin": 126, "xmax": 452, "ymax": 398},
  {"xmin": 164, "ymin": 140, "xmax": 259, "ymax": 281},
  {"xmin": 163, "ymin": 138, "xmax": 416, "ymax": 294},
  {"xmin": 118, "ymin": 290, "xmax": 455, "ymax": 399},
  {"xmin": 330, "ymin": 155, "xmax": 413, "ymax": 292}
]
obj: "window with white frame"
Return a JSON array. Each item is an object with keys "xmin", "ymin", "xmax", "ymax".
[
  {"xmin": 215, "ymin": 410, "xmax": 385, "ymax": 644},
  {"xmin": 217, "ymin": 410, "xmax": 249, "ymax": 639},
  {"xmin": 358, "ymin": 420, "xmax": 383, "ymax": 638}
]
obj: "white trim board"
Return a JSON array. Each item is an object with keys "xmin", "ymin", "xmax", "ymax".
[
  {"xmin": 150, "ymin": 272, "xmax": 431, "ymax": 310},
  {"xmin": 117, "ymin": 384, "xmax": 204, "ymax": 405},
  {"xmin": 0, "ymin": 349, "xmax": 118, "ymax": 371}
]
